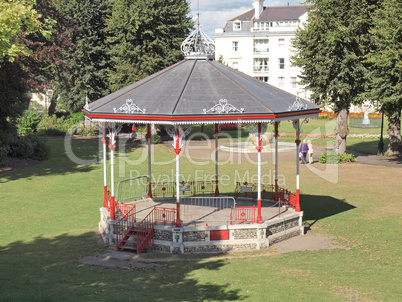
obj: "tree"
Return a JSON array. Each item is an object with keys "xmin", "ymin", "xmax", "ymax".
[
  {"xmin": 55, "ymin": 0, "xmax": 112, "ymax": 112},
  {"xmin": 107, "ymin": 0, "xmax": 193, "ymax": 91},
  {"xmin": 0, "ymin": 0, "xmax": 51, "ymax": 62},
  {"xmin": 292, "ymin": 0, "xmax": 381, "ymax": 154},
  {"xmin": 365, "ymin": 0, "xmax": 402, "ymax": 156},
  {"xmin": 0, "ymin": 61, "xmax": 31, "ymax": 137},
  {"xmin": 16, "ymin": 0, "xmax": 74, "ymax": 113}
]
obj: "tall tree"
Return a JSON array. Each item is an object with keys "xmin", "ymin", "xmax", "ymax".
[
  {"xmin": 0, "ymin": 0, "xmax": 51, "ymax": 62},
  {"xmin": 292, "ymin": 0, "xmax": 381, "ymax": 154},
  {"xmin": 107, "ymin": 0, "xmax": 192, "ymax": 91},
  {"xmin": 365, "ymin": 0, "xmax": 402, "ymax": 156},
  {"xmin": 55, "ymin": 0, "xmax": 112, "ymax": 112},
  {"xmin": 17, "ymin": 0, "xmax": 74, "ymax": 114},
  {"xmin": 0, "ymin": 0, "xmax": 52, "ymax": 137}
]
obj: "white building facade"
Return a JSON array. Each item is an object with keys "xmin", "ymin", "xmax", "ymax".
[{"xmin": 214, "ymin": 0, "xmax": 311, "ymax": 98}]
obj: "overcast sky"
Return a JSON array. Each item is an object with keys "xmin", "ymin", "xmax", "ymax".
[{"xmin": 189, "ymin": 0, "xmax": 306, "ymax": 37}]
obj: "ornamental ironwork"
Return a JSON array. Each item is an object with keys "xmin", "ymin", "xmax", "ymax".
[
  {"xmin": 203, "ymin": 96, "xmax": 244, "ymax": 114},
  {"xmin": 113, "ymin": 96, "xmax": 146, "ymax": 114},
  {"xmin": 288, "ymin": 95, "xmax": 308, "ymax": 111},
  {"xmin": 166, "ymin": 126, "xmax": 192, "ymax": 149},
  {"xmin": 181, "ymin": 11, "xmax": 215, "ymax": 57}
]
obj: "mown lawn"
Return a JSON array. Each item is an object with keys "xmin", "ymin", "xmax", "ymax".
[{"xmin": 0, "ymin": 138, "xmax": 400, "ymax": 301}]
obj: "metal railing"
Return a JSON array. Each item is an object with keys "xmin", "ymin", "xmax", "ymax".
[
  {"xmin": 230, "ymin": 206, "xmax": 257, "ymax": 224},
  {"xmin": 234, "ymin": 182, "xmax": 276, "ymax": 201},
  {"xmin": 115, "ymin": 204, "xmax": 137, "ymax": 250},
  {"xmin": 116, "ymin": 176, "xmax": 149, "ymax": 203},
  {"xmin": 151, "ymin": 180, "xmax": 217, "ymax": 198},
  {"xmin": 180, "ymin": 196, "xmax": 236, "ymax": 223},
  {"xmin": 136, "ymin": 207, "xmax": 176, "ymax": 254}
]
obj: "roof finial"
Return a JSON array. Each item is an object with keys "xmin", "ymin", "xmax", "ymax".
[{"xmin": 181, "ymin": 0, "xmax": 215, "ymax": 59}]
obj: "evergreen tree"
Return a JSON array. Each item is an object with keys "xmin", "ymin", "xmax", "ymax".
[
  {"xmin": 107, "ymin": 0, "xmax": 192, "ymax": 91},
  {"xmin": 55, "ymin": 0, "xmax": 112, "ymax": 112},
  {"xmin": 292, "ymin": 0, "xmax": 381, "ymax": 154},
  {"xmin": 365, "ymin": 0, "xmax": 402, "ymax": 155}
]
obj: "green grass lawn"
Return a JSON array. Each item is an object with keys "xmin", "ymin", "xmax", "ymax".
[{"xmin": 0, "ymin": 138, "xmax": 400, "ymax": 301}]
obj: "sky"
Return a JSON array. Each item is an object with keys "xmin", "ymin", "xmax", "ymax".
[{"xmin": 189, "ymin": 0, "xmax": 307, "ymax": 37}]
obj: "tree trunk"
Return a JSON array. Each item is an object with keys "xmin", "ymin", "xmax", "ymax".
[
  {"xmin": 387, "ymin": 115, "xmax": 401, "ymax": 156},
  {"xmin": 335, "ymin": 107, "xmax": 349, "ymax": 155},
  {"xmin": 47, "ymin": 99, "xmax": 56, "ymax": 116}
]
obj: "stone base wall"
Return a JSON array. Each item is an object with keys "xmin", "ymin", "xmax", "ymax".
[{"xmin": 99, "ymin": 207, "xmax": 303, "ymax": 254}]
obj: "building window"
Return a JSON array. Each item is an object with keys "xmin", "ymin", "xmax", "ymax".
[
  {"xmin": 254, "ymin": 58, "xmax": 269, "ymax": 73},
  {"xmin": 233, "ymin": 21, "xmax": 241, "ymax": 30},
  {"xmin": 279, "ymin": 58, "xmax": 285, "ymax": 69},
  {"xmin": 254, "ymin": 22, "xmax": 270, "ymax": 31},
  {"xmin": 232, "ymin": 62, "xmax": 239, "ymax": 70},
  {"xmin": 278, "ymin": 77, "xmax": 285, "ymax": 87},
  {"xmin": 232, "ymin": 41, "xmax": 238, "ymax": 52},
  {"xmin": 254, "ymin": 39, "xmax": 268, "ymax": 54},
  {"xmin": 291, "ymin": 77, "xmax": 297, "ymax": 88},
  {"xmin": 256, "ymin": 76, "xmax": 269, "ymax": 83},
  {"xmin": 278, "ymin": 39, "xmax": 285, "ymax": 48}
]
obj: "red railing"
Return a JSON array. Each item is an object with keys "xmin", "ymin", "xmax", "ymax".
[
  {"xmin": 234, "ymin": 182, "xmax": 275, "ymax": 200},
  {"xmin": 115, "ymin": 204, "xmax": 137, "ymax": 250},
  {"xmin": 151, "ymin": 180, "xmax": 217, "ymax": 198},
  {"xmin": 230, "ymin": 206, "xmax": 257, "ymax": 224},
  {"xmin": 153, "ymin": 207, "xmax": 177, "ymax": 226},
  {"xmin": 136, "ymin": 207, "xmax": 176, "ymax": 254},
  {"xmin": 288, "ymin": 192, "xmax": 297, "ymax": 210}
]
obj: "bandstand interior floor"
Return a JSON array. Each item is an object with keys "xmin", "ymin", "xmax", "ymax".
[{"xmin": 128, "ymin": 197, "xmax": 296, "ymax": 227}]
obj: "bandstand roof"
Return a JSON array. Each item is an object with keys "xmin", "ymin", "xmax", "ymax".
[{"xmin": 83, "ymin": 20, "xmax": 320, "ymax": 126}]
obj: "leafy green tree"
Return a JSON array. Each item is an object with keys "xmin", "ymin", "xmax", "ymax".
[
  {"xmin": 0, "ymin": 0, "xmax": 51, "ymax": 62},
  {"xmin": 292, "ymin": 0, "xmax": 381, "ymax": 154},
  {"xmin": 55, "ymin": 0, "xmax": 112, "ymax": 112},
  {"xmin": 107, "ymin": 0, "xmax": 192, "ymax": 91},
  {"xmin": 365, "ymin": 0, "xmax": 402, "ymax": 155},
  {"xmin": 0, "ymin": 61, "xmax": 31, "ymax": 137}
]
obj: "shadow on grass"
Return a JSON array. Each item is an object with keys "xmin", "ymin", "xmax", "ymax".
[
  {"xmin": 301, "ymin": 194, "xmax": 356, "ymax": 230},
  {"xmin": 0, "ymin": 136, "xmax": 147, "ymax": 183},
  {"xmin": 0, "ymin": 232, "xmax": 243, "ymax": 301}
]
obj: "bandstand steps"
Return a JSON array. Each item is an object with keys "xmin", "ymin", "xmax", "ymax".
[{"xmin": 117, "ymin": 227, "xmax": 138, "ymax": 251}]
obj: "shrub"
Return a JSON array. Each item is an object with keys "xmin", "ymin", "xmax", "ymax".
[
  {"xmin": 7, "ymin": 135, "xmax": 50, "ymax": 160},
  {"xmin": 319, "ymin": 150, "xmax": 356, "ymax": 164},
  {"xmin": 153, "ymin": 134, "xmax": 162, "ymax": 144},
  {"xmin": 17, "ymin": 108, "xmax": 43, "ymax": 135}
]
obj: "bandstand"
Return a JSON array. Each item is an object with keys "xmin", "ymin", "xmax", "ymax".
[{"xmin": 83, "ymin": 20, "xmax": 320, "ymax": 254}]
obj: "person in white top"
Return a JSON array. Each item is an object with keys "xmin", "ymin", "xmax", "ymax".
[{"xmin": 307, "ymin": 140, "xmax": 314, "ymax": 164}]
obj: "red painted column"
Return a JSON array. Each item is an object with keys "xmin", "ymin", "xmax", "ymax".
[
  {"xmin": 214, "ymin": 124, "xmax": 220, "ymax": 197},
  {"xmin": 256, "ymin": 123, "xmax": 263, "ymax": 224},
  {"xmin": 274, "ymin": 122, "xmax": 279, "ymax": 201},
  {"xmin": 147, "ymin": 124, "xmax": 152, "ymax": 198},
  {"xmin": 174, "ymin": 126, "xmax": 181, "ymax": 227}
]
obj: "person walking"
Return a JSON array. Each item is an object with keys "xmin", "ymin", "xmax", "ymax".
[
  {"xmin": 307, "ymin": 140, "xmax": 314, "ymax": 164},
  {"xmin": 300, "ymin": 139, "xmax": 309, "ymax": 164}
]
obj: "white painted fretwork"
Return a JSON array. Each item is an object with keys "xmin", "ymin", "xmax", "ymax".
[
  {"xmin": 113, "ymin": 96, "xmax": 146, "ymax": 114},
  {"xmin": 203, "ymin": 96, "xmax": 244, "ymax": 114}
]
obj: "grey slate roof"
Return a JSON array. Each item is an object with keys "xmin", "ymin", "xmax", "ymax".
[
  {"xmin": 84, "ymin": 59, "xmax": 319, "ymax": 124},
  {"xmin": 222, "ymin": 5, "xmax": 312, "ymax": 33},
  {"xmin": 230, "ymin": 6, "xmax": 312, "ymax": 22}
]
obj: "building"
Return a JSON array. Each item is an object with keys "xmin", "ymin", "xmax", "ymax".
[{"xmin": 214, "ymin": 0, "xmax": 311, "ymax": 98}]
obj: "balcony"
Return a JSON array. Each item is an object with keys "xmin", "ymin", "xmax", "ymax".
[
  {"xmin": 253, "ymin": 47, "xmax": 269, "ymax": 55},
  {"xmin": 253, "ymin": 66, "xmax": 269, "ymax": 73}
]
